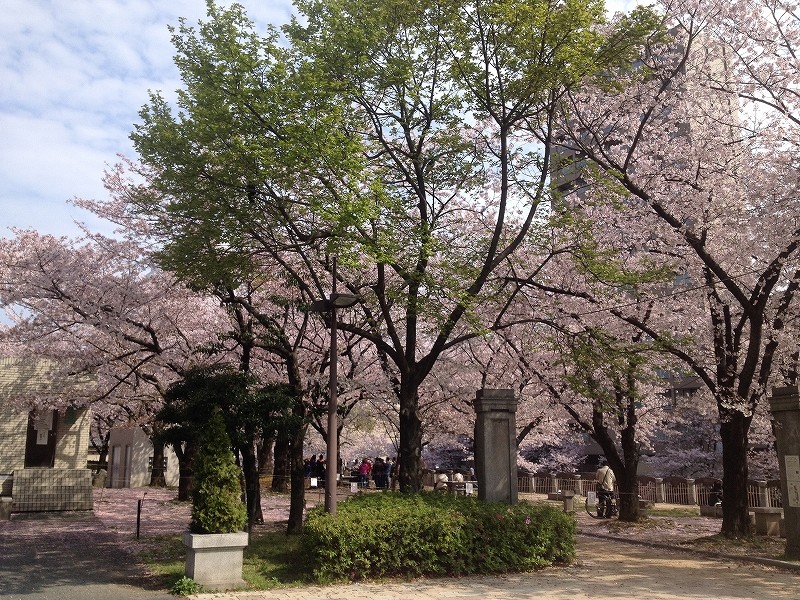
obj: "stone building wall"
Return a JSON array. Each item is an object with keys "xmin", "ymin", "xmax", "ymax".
[
  {"xmin": 0, "ymin": 357, "xmax": 94, "ymax": 512},
  {"xmin": 54, "ymin": 408, "xmax": 92, "ymax": 469},
  {"xmin": 0, "ymin": 404, "xmax": 27, "ymax": 496}
]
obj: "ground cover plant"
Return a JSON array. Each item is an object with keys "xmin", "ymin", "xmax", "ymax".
[{"xmin": 302, "ymin": 492, "xmax": 575, "ymax": 582}]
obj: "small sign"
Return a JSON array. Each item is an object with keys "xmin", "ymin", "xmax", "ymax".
[
  {"xmin": 587, "ymin": 491, "xmax": 597, "ymax": 505},
  {"xmin": 36, "ymin": 430, "xmax": 49, "ymax": 445},
  {"xmin": 350, "ymin": 482, "xmax": 358, "ymax": 493},
  {"xmin": 465, "ymin": 482, "xmax": 474, "ymax": 495},
  {"xmin": 34, "ymin": 409, "xmax": 53, "ymax": 433},
  {"xmin": 310, "ymin": 477, "xmax": 318, "ymax": 488}
]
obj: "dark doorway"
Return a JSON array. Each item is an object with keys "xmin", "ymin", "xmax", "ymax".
[{"xmin": 24, "ymin": 410, "xmax": 57, "ymax": 468}]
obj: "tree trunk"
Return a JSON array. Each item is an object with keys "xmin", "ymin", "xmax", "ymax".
[
  {"xmin": 258, "ymin": 433, "xmax": 275, "ymax": 475},
  {"xmin": 398, "ymin": 383, "xmax": 423, "ymax": 492},
  {"xmin": 149, "ymin": 438, "xmax": 167, "ymax": 487},
  {"xmin": 287, "ymin": 424, "xmax": 307, "ymax": 535},
  {"xmin": 720, "ymin": 410, "xmax": 753, "ymax": 536},
  {"xmin": 617, "ymin": 425, "xmax": 641, "ymax": 522},
  {"xmin": 272, "ymin": 435, "xmax": 291, "ymax": 493},
  {"xmin": 240, "ymin": 441, "xmax": 263, "ymax": 527},
  {"xmin": 175, "ymin": 441, "xmax": 195, "ymax": 502},
  {"xmin": 93, "ymin": 429, "xmax": 110, "ymax": 466},
  {"xmin": 590, "ymin": 391, "xmax": 641, "ymax": 522}
]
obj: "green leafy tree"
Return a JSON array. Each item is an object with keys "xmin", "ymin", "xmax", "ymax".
[
  {"xmin": 128, "ymin": 0, "xmax": 661, "ymax": 493},
  {"xmin": 158, "ymin": 365, "xmax": 299, "ymax": 528}
]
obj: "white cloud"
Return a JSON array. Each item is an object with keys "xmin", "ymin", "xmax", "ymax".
[{"xmin": 0, "ymin": 0, "xmax": 292, "ymax": 237}]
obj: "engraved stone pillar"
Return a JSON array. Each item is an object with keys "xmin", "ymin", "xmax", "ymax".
[
  {"xmin": 474, "ymin": 389, "xmax": 518, "ymax": 505},
  {"xmin": 769, "ymin": 386, "xmax": 800, "ymax": 558}
]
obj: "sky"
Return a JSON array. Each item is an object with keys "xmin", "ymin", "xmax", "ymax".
[{"xmin": 0, "ymin": 0, "xmax": 637, "ymax": 239}]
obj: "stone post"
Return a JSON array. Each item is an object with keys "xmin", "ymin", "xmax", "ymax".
[
  {"xmin": 574, "ymin": 474, "xmax": 583, "ymax": 496},
  {"xmin": 474, "ymin": 389, "xmax": 518, "ymax": 505},
  {"xmin": 769, "ymin": 386, "xmax": 800, "ymax": 558},
  {"xmin": 757, "ymin": 481, "xmax": 770, "ymax": 508},
  {"xmin": 687, "ymin": 479, "xmax": 697, "ymax": 505},
  {"xmin": 655, "ymin": 478, "xmax": 665, "ymax": 504},
  {"xmin": 550, "ymin": 473, "xmax": 559, "ymax": 493}
]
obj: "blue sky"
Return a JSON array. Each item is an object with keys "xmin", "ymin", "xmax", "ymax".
[{"xmin": 0, "ymin": 0, "xmax": 637, "ymax": 239}]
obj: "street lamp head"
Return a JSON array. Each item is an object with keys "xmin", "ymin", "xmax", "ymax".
[
  {"xmin": 330, "ymin": 293, "xmax": 359, "ymax": 309},
  {"xmin": 310, "ymin": 294, "xmax": 359, "ymax": 312}
]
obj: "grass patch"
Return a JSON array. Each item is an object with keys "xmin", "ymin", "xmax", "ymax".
[
  {"xmin": 680, "ymin": 533, "xmax": 788, "ymax": 557},
  {"xmin": 243, "ymin": 531, "xmax": 308, "ymax": 588},
  {"xmin": 137, "ymin": 495, "xmax": 574, "ymax": 590},
  {"xmin": 137, "ymin": 535, "xmax": 186, "ymax": 589}
]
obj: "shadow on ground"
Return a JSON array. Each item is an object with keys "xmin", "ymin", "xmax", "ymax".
[{"xmin": 0, "ymin": 511, "xmax": 172, "ymax": 600}]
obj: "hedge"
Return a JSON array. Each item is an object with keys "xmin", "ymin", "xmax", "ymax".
[{"xmin": 302, "ymin": 492, "xmax": 575, "ymax": 582}]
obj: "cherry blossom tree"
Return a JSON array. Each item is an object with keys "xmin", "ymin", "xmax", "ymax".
[
  {"xmin": 0, "ymin": 227, "xmax": 237, "ymax": 487},
  {"xmin": 552, "ymin": 0, "xmax": 800, "ymax": 535}
]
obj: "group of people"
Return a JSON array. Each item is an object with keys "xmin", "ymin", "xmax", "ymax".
[
  {"xmin": 303, "ymin": 454, "xmax": 327, "ymax": 484},
  {"xmin": 355, "ymin": 456, "xmax": 398, "ymax": 489},
  {"xmin": 304, "ymin": 454, "xmax": 400, "ymax": 490}
]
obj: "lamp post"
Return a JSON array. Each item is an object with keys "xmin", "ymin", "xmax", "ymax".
[{"xmin": 310, "ymin": 256, "xmax": 357, "ymax": 515}]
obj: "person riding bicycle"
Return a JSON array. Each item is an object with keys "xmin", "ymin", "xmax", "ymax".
[{"xmin": 596, "ymin": 461, "xmax": 617, "ymax": 518}]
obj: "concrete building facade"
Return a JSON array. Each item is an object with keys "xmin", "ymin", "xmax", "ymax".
[{"xmin": 107, "ymin": 426, "xmax": 180, "ymax": 488}]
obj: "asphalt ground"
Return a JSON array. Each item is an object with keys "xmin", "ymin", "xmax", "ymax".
[{"xmin": 0, "ymin": 511, "xmax": 172, "ymax": 600}]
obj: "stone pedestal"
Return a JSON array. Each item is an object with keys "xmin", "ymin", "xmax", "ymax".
[
  {"xmin": 474, "ymin": 389, "xmax": 518, "ymax": 505},
  {"xmin": 183, "ymin": 531, "xmax": 248, "ymax": 590},
  {"xmin": 562, "ymin": 490, "xmax": 575, "ymax": 513},
  {"xmin": 751, "ymin": 507, "xmax": 784, "ymax": 536},
  {"xmin": 769, "ymin": 386, "xmax": 800, "ymax": 557}
]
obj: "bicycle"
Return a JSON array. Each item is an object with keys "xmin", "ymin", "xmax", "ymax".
[{"xmin": 585, "ymin": 489, "xmax": 618, "ymax": 519}]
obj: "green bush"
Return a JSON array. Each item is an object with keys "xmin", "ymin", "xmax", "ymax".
[
  {"xmin": 302, "ymin": 492, "xmax": 575, "ymax": 582},
  {"xmin": 190, "ymin": 409, "xmax": 248, "ymax": 534},
  {"xmin": 170, "ymin": 576, "xmax": 201, "ymax": 596}
]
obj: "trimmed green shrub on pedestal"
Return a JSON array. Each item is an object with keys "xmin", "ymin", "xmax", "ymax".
[
  {"xmin": 183, "ymin": 409, "xmax": 248, "ymax": 591},
  {"xmin": 190, "ymin": 409, "xmax": 248, "ymax": 534}
]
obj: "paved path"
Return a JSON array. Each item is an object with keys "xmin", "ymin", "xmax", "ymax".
[
  {"xmin": 193, "ymin": 534, "xmax": 799, "ymax": 600},
  {"xmin": 2, "ymin": 507, "xmax": 799, "ymax": 600},
  {"xmin": 0, "ymin": 512, "xmax": 172, "ymax": 600}
]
